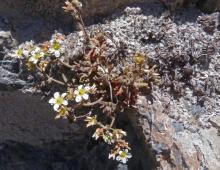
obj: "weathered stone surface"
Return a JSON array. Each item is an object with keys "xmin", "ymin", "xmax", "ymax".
[
  {"xmin": 1, "ymin": 0, "xmax": 220, "ymax": 170},
  {"xmin": 0, "ymin": 91, "xmax": 80, "ymax": 145},
  {"xmin": 82, "ymin": 5, "xmax": 220, "ymax": 169},
  {"xmin": 209, "ymin": 115, "xmax": 220, "ymax": 130},
  {"xmin": 197, "ymin": 0, "xmax": 220, "ymax": 13},
  {"xmin": 0, "ymin": 0, "xmax": 146, "ymax": 20},
  {"xmin": 0, "ymin": 31, "xmax": 15, "ymax": 49},
  {"xmin": 0, "ymin": 67, "xmax": 26, "ymax": 90},
  {"xmin": 0, "ymin": 90, "xmax": 153, "ymax": 170},
  {"xmin": 160, "ymin": 0, "xmax": 220, "ymax": 12}
]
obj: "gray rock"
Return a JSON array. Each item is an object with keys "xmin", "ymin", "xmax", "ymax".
[
  {"xmin": 0, "ymin": 0, "xmax": 220, "ymax": 170},
  {"xmin": 209, "ymin": 115, "xmax": 220, "ymax": 130},
  {"xmin": 197, "ymin": 0, "xmax": 220, "ymax": 13},
  {"xmin": 0, "ymin": 31, "xmax": 15, "ymax": 48},
  {"xmin": 0, "ymin": 67, "xmax": 26, "ymax": 90}
]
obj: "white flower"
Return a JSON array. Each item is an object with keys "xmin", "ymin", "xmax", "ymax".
[
  {"xmin": 74, "ymin": 85, "xmax": 90, "ymax": 103},
  {"xmin": 116, "ymin": 149, "xmax": 132, "ymax": 164},
  {"xmin": 29, "ymin": 51, "xmax": 44, "ymax": 64},
  {"xmin": 49, "ymin": 92, "xmax": 68, "ymax": 111},
  {"xmin": 11, "ymin": 48, "xmax": 26, "ymax": 58},
  {"xmin": 49, "ymin": 39, "xmax": 65, "ymax": 58}
]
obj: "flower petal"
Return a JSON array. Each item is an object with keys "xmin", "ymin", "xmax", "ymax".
[
  {"xmin": 54, "ymin": 92, "xmax": 60, "ymax": 98},
  {"xmin": 74, "ymin": 90, "xmax": 79, "ymax": 95},
  {"xmin": 54, "ymin": 51, "xmax": 60, "ymax": 58},
  {"xmin": 116, "ymin": 156, "xmax": 120, "ymax": 161},
  {"xmin": 122, "ymin": 158, "xmax": 127, "ymax": 164},
  {"xmin": 61, "ymin": 93, "xmax": 67, "ymax": 98},
  {"xmin": 49, "ymin": 98, "xmax": 56, "ymax": 104},
  {"xmin": 62, "ymin": 100, "xmax": 68, "ymax": 106},
  {"xmin": 75, "ymin": 95, "xmax": 82, "ymax": 103},
  {"xmin": 35, "ymin": 47, "xmax": 40, "ymax": 52},
  {"xmin": 78, "ymin": 85, "xmax": 83, "ymax": 90},
  {"xmin": 53, "ymin": 104, "xmax": 60, "ymax": 111},
  {"xmin": 40, "ymin": 52, "xmax": 44, "ymax": 57},
  {"xmin": 85, "ymin": 86, "xmax": 90, "ymax": 91},
  {"xmin": 83, "ymin": 94, "xmax": 89, "ymax": 100},
  {"xmin": 23, "ymin": 50, "xmax": 29, "ymax": 57}
]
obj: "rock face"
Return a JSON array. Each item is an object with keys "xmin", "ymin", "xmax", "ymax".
[
  {"xmin": 0, "ymin": 0, "xmax": 146, "ymax": 43},
  {"xmin": 160, "ymin": 0, "xmax": 220, "ymax": 12},
  {"xmin": 197, "ymin": 0, "xmax": 220, "ymax": 13},
  {"xmin": 1, "ymin": 0, "xmax": 220, "ymax": 170},
  {"xmin": 0, "ymin": 91, "xmax": 124, "ymax": 170},
  {"xmin": 83, "ymin": 4, "xmax": 220, "ymax": 169}
]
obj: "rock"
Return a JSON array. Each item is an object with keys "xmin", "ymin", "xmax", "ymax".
[
  {"xmin": 0, "ymin": 91, "xmax": 121, "ymax": 170},
  {"xmin": 159, "ymin": 0, "xmax": 199, "ymax": 11},
  {"xmin": 0, "ymin": 1, "xmax": 220, "ymax": 170},
  {"xmin": 209, "ymin": 115, "xmax": 220, "ymax": 130},
  {"xmin": 0, "ymin": 67, "xmax": 26, "ymax": 90},
  {"xmin": 0, "ymin": 31, "xmax": 15, "ymax": 49},
  {"xmin": 197, "ymin": 0, "xmax": 220, "ymax": 13},
  {"xmin": 0, "ymin": 0, "xmax": 146, "ymax": 21},
  {"xmin": 159, "ymin": 0, "xmax": 186, "ymax": 10},
  {"xmin": 197, "ymin": 13, "xmax": 219, "ymax": 33},
  {"xmin": 0, "ymin": 31, "xmax": 16, "ymax": 59}
]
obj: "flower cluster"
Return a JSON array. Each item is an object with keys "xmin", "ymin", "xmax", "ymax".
[
  {"xmin": 12, "ymin": 32, "xmax": 65, "ymax": 66},
  {"xmin": 48, "ymin": 84, "xmax": 95, "ymax": 119},
  {"xmin": 12, "ymin": 0, "xmax": 161, "ymax": 165},
  {"xmin": 11, "ymin": 41, "xmax": 34, "ymax": 59},
  {"xmin": 85, "ymin": 115, "xmax": 132, "ymax": 164}
]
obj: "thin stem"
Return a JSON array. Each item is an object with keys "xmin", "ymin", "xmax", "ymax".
[
  {"xmin": 59, "ymin": 60, "xmax": 75, "ymax": 69},
  {"xmin": 110, "ymin": 116, "xmax": 115, "ymax": 128},
  {"xmin": 82, "ymin": 97, "xmax": 104, "ymax": 106},
  {"xmin": 46, "ymin": 74, "xmax": 66, "ymax": 86},
  {"xmin": 107, "ymin": 80, "xmax": 113, "ymax": 103},
  {"xmin": 73, "ymin": 111, "xmax": 91, "ymax": 120},
  {"xmin": 36, "ymin": 66, "xmax": 66, "ymax": 86},
  {"xmin": 78, "ymin": 14, "xmax": 89, "ymax": 42}
]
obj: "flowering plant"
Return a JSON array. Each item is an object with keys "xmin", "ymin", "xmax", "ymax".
[{"xmin": 12, "ymin": 0, "xmax": 160, "ymax": 164}]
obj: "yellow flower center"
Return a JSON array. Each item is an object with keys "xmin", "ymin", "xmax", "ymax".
[
  {"xmin": 53, "ymin": 41, "xmax": 61, "ymax": 50},
  {"xmin": 17, "ymin": 49, "xmax": 23, "ymax": 57},
  {"xmin": 79, "ymin": 88, "xmax": 86, "ymax": 96},
  {"xmin": 120, "ymin": 151, "xmax": 127, "ymax": 158},
  {"xmin": 34, "ymin": 53, "xmax": 42, "ymax": 60},
  {"xmin": 56, "ymin": 97, "xmax": 64, "ymax": 105}
]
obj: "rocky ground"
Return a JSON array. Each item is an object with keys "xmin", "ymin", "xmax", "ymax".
[
  {"xmin": 0, "ymin": 0, "xmax": 220, "ymax": 170},
  {"xmin": 86, "ymin": 4, "xmax": 220, "ymax": 169}
]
